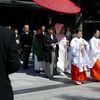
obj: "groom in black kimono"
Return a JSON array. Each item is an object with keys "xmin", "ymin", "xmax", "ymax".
[{"xmin": 44, "ymin": 26, "xmax": 58, "ymax": 79}]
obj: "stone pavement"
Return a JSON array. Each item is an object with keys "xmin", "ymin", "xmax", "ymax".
[{"xmin": 9, "ymin": 67, "xmax": 100, "ymax": 100}]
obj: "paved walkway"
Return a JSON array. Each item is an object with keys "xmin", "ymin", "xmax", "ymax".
[{"xmin": 9, "ymin": 67, "xmax": 100, "ymax": 100}]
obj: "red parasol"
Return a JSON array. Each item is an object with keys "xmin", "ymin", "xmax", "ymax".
[{"xmin": 33, "ymin": 0, "xmax": 80, "ymax": 14}]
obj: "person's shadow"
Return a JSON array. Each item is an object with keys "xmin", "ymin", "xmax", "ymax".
[{"xmin": 17, "ymin": 66, "xmax": 92, "ymax": 86}]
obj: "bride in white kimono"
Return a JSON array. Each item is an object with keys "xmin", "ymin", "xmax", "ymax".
[{"xmin": 55, "ymin": 23, "xmax": 68, "ymax": 75}]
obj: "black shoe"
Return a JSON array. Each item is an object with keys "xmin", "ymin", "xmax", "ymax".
[
  {"xmin": 44, "ymin": 75, "xmax": 53, "ymax": 79},
  {"xmin": 23, "ymin": 66, "xmax": 29, "ymax": 69},
  {"xmin": 34, "ymin": 70, "xmax": 40, "ymax": 73},
  {"xmin": 93, "ymin": 80, "xmax": 100, "ymax": 82},
  {"xmin": 49, "ymin": 76, "xmax": 53, "ymax": 80}
]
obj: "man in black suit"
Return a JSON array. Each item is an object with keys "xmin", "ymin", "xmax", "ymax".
[
  {"xmin": 0, "ymin": 25, "xmax": 20, "ymax": 100},
  {"xmin": 20, "ymin": 24, "xmax": 33, "ymax": 69},
  {"xmin": 44, "ymin": 26, "xmax": 58, "ymax": 79}
]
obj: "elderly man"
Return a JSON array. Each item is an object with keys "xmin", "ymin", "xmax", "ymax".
[{"xmin": 20, "ymin": 24, "xmax": 33, "ymax": 69}]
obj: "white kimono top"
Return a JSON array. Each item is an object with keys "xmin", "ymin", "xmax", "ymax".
[
  {"xmin": 89, "ymin": 36, "xmax": 100, "ymax": 68},
  {"xmin": 70, "ymin": 37, "xmax": 91, "ymax": 72}
]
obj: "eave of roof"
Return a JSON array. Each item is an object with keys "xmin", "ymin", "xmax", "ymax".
[{"xmin": 0, "ymin": 0, "xmax": 46, "ymax": 10}]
